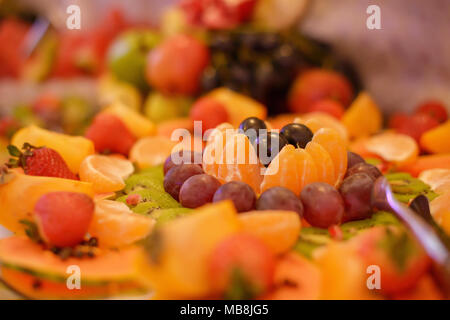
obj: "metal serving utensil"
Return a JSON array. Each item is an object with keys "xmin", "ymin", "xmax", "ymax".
[{"xmin": 372, "ymin": 177, "xmax": 450, "ymax": 298}]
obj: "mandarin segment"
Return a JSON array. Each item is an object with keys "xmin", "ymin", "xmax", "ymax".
[
  {"xmin": 217, "ymin": 133, "xmax": 263, "ymax": 193},
  {"xmin": 312, "ymin": 128, "xmax": 348, "ymax": 185},
  {"xmin": 305, "ymin": 141, "xmax": 336, "ymax": 185},
  {"xmin": 261, "ymin": 145, "xmax": 318, "ymax": 195},
  {"xmin": 79, "ymin": 155, "xmax": 134, "ymax": 193},
  {"xmin": 130, "ymin": 136, "xmax": 177, "ymax": 169}
]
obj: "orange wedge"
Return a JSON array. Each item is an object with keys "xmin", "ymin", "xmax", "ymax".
[
  {"xmin": 420, "ymin": 120, "xmax": 450, "ymax": 154},
  {"xmin": 312, "ymin": 128, "xmax": 348, "ymax": 185},
  {"xmin": 418, "ymin": 169, "xmax": 450, "ymax": 194},
  {"xmin": 129, "ymin": 136, "xmax": 177, "ymax": 169},
  {"xmin": 203, "ymin": 124, "xmax": 236, "ymax": 177},
  {"xmin": 305, "ymin": 141, "xmax": 336, "ymax": 185},
  {"xmin": 89, "ymin": 200, "xmax": 155, "ymax": 248},
  {"xmin": 79, "ymin": 155, "xmax": 134, "ymax": 193},
  {"xmin": 261, "ymin": 145, "xmax": 318, "ymax": 195},
  {"xmin": 365, "ymin": 132, "xmax": 419, "ymax": 166}
]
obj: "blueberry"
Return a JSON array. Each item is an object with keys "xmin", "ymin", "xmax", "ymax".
[
  {"xmin": 239, "ymin": 117, "xmax": 267, "ymax": 144},
  {"xmin": 280, "ymin": 123, "xmax": 314, "ymax": 148},
  {"xmin": 256, "ymin": 131, "xmax": 288, "ymax": 166}
]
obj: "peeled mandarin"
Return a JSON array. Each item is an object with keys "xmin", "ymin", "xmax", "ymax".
[
  {"xmin": 418, "ymin": 169, "xmax": 450, "ymax": 194},
  {"xmin": 11, "ymin": 125, "xmax": 94, "ymax": 174},
  {"xmin": 217, "ymin": 133, "xmax": 262, "ymax": 193},
  {"xmin": 239, "ymin": 210, "xmax": 301, "ymax": 254},
  {"xmin": 261, "ymin": 145, "xmax": 318, "ymax": 195},
  {"xmin": 130, "ymin": 136, "xmax": 177, "ymax": 169},
  {"xmin": 89, "ymin": 200, "xmax": 155, "ymax": 248},
  {"xmin": 305, "ymin": 141, "xmax": 336, "ymax": 185},
  {"xmin": 79, "ymin": 155, "xmax": 134, "ymax": 193},
  {"xmin": 365, "ymin": 132, "xmax": 419, "ymax": 166},
  {"xmin": 312, "ymin": 128, "xmax": 348, "ymax": 185}
]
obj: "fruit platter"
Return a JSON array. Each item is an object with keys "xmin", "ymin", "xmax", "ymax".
[{"xmin": 0, "ymin": 0, "xmax": 450, "ymax": 300}]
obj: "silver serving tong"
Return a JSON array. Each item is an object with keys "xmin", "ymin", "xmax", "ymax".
[{"xmin": 372, "ymin": 177, "xmax": 450, "ymax": 298}]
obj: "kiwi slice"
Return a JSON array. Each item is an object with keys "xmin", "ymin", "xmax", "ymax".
[{"xmin": 385, "ymin": 172, "xmax": 438, "ymax": 203}]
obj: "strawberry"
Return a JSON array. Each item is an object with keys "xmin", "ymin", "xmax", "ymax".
[
  {"xmin": 6, "ymin": 143, "xmax": 77, "ymax": 180},
  {"xmin": 0, "ymin": 116, "xmax": 20, "ymax": 139},
  {"xmin": 34, "ymin": 192, "xmax": 94, "ymax": 247},
  {"xmin": 415, "ymin": 100, "xmax": 448, "ymax": 123},
  {"xmin": 397, "ymin": 113, "xmax": 439, "ymax": 143},
  {"xmin": 84, "ymin": 113, "xmax": 136, "ymax": 156},
  {"xmin": 208, "ymin": 233, "xmax": 275, "ymax": 299}
]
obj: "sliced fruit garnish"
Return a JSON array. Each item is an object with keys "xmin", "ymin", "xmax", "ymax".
[
  {"xmin": 130, "ymin": 136, "xmax": 177, "ymax": 169},
  {"xmin": 365, "ymin": 132, "xmax": 419, "ymax": 166},
  {"xmin": 89, "ymin": 200, "xmax": 155, "ymax": 248},
  {"xmin": 79, "ymin": 155, "xmax": 134, "ymax": 193},
  {"xmin": 418, "ymin": 169, "xmax": 450, "ymax": 194},
  {"xmin": 305, "ymin": 141, "xmax": 336, "ymax": 186}
]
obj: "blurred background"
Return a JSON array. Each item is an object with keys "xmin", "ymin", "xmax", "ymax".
[{"xmin": 0, "ymin": 0, "xmax": 449, "ymax": 126}]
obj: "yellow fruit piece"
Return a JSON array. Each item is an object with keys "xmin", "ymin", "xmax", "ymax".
[
  {"xmin": 11, "ymin": 125, "xmax": 94, "ymax": 174},
  {"xmin": 420, "ymin": 120, "xmax": 450, "ymax": 154},
  {"xmin": 312, "ymin": 128, "xmax": 348, "ymax": 185},
  {"xmin": 207, "ymin": 88, "xmax": 267, "ymax": 127},
  {"xmin": 365, "ymin": 132, "xmax": 418, "ymax": 166},
  {"xmin": 129, "ymin": 136, "xmax": 177, "ymax": 169},
  {"xmin": 315, "ymin": 242, "xmax": 378, "ymax": 300},
  {"xmin": 98, "ymin": 74, "xmax": 142, "ymax": 111},
  {"xmin": 305, "ymin": 141, "xmax": 336, "ymax": 186},
  {"xmin": 342, "ymin": 92, "xmax": 382, "ymax": 139},
  {"xmin": 103, "ymin": 102, "xmax": 156, "ymax": 138},
  {"xmin": 0, "ymin": 172, "xmax": 93, "ymax": 233},
  {"xmin": 239, "ymin": 210, "xmax": 301, "ymax": 254},
  {"xmin": 418, "ymin": 169, "xmax": 450, "ymax": 194},
  {"xmin": 137, "ymin": 201, "xmax": 240, "ymax": 298},
  {"xmin": 79, "ymin": 155, "xmax": 134, "ymax": 193},
  {"xmin": 297, "ymin": 112, "xmax": 349, "ymax": 144},
  {"xmin": 89, "ymin": 200, "xmax": 155, "ymax": 249}
]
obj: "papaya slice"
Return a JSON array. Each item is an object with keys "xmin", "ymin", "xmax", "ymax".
[
  {"xmin": 1, "ymin": 267, "xmax": 145, "ymax": 300},
  {"xmin": 0, "ymin": 236, "xmax": 149, "ymax": 299},
  {"xmin": 262, "ymin": 252, "xmax": 321, "ymax": 300},
  {"xmin": 398, "ymin": 154, "xmax": 450, "ymax": 177}
]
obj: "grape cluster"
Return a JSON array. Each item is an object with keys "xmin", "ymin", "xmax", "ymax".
[
  {"xmin": 202, "ymin": 30, "xmax": 304, "ymax": 114},
  {"xmin": 202, "ymin": 30, "xmax": 361, "ymax": 114}
]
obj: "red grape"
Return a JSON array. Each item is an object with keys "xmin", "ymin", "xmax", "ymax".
[
  {"xmin": 213, "ymin": 181, "xmax": 256, "ymax": 212},
  {"xmin": 300, "ymin": 183, "xmax": 344, "ymax": 228},
  {"xmin": 163, "ymin": 150, "xmax": 203, "ymax": 175},
  {"xmin": 179, "ymin": 174, "xmax": 221, "ymax": 208},
  {"xmin": 256, "ymin": 187, "xmax": 304, "ymax": 216},
  {"xmin": 163, "ymin": 164, "xmax": 204, "ymax": 201},
  {"xmin": 339, "ymin": 173, "xmax": 374, "ymax": 222},
  {"xmin": 347, "ymin": 151, "xmax": 365, "ymax": 170},
  {"xmin": 345, "ymin": 162, "xmax": 381, "ymax": 181}
]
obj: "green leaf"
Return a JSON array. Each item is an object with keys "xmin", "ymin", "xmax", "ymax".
[{"xmin": 6, "ymin": 145, "xmax": 21, "ymax": 157}]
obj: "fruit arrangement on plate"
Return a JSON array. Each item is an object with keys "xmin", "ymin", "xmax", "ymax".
[{"xmin": 0, "ymin": 0, "xmax": 450, "ymax": 300}]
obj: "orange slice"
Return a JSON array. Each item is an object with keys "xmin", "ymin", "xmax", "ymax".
[
  {"xmin": 203, "ymin": 124, "xmax": 236, "ymax": 177},
  {"xmin": 79, "ymin": 155, "xmax": 134, "ymax": 193},
  {"xmin": 418, "ymin": 169, "xmax": 450, "ymax": 194},
  {"xmin": 89, "ymin": 200, "xmax": 155, "ymax": 248},
  {"xmin": 239, "ymin": 210, "xmax": 301, "ymax": 254},
  {"xmin": 312, "ymin": 128, "xmax": 348, "ymax": 185},
  {"xmin": 261, "ymin": 145, "xmax": 318, "ymax": 195},
  {"xmin": 420, "ymin": 120, "xmax": 450, "ymax": 154},
  {"xmin": 305, "ymin": 141, "xmax": 336, "ymax": 185},
  {"xmin": 365, "ymin": 132, "xmax": 419, "ymax": 166},
  {"xmin": 216, "ymin": 133, "xmax": 263, "ymax": 193},
  {"xmin": 129, "ymin": 136, "xmax": 177, "ymax": 169}
]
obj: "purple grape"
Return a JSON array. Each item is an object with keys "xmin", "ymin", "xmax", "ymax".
[
  {"xmin": 163, "ymin": 164, "xmax": 203, "ymax": 201},
  {"xmin": 345, "ymin": 162, "xmax": 382, "ymax": 181},
  {"xmin": 339, "ymin": 173, "xmax": 375, "ymax": 222},
  {"xmin": 347, "ymin": 151, "xmax": 365, "ymax": 170},
  {"xmin": 179, "ymin": 174, "xmax": 221, "ymax": 208},
  {"xmin": 212, "ymin": 181, "xmax": 256, "ymax": 213},
  {"xmin": 163, "ymin": 150, "xmax": 203, "ymax": 175},
  {"xmin": 300, "ymin": 183, "xmax": 344, "ymax": 228},
  {"xmin": 256, "ymin": 187, "xmax": 304, "ymax": 216}
]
